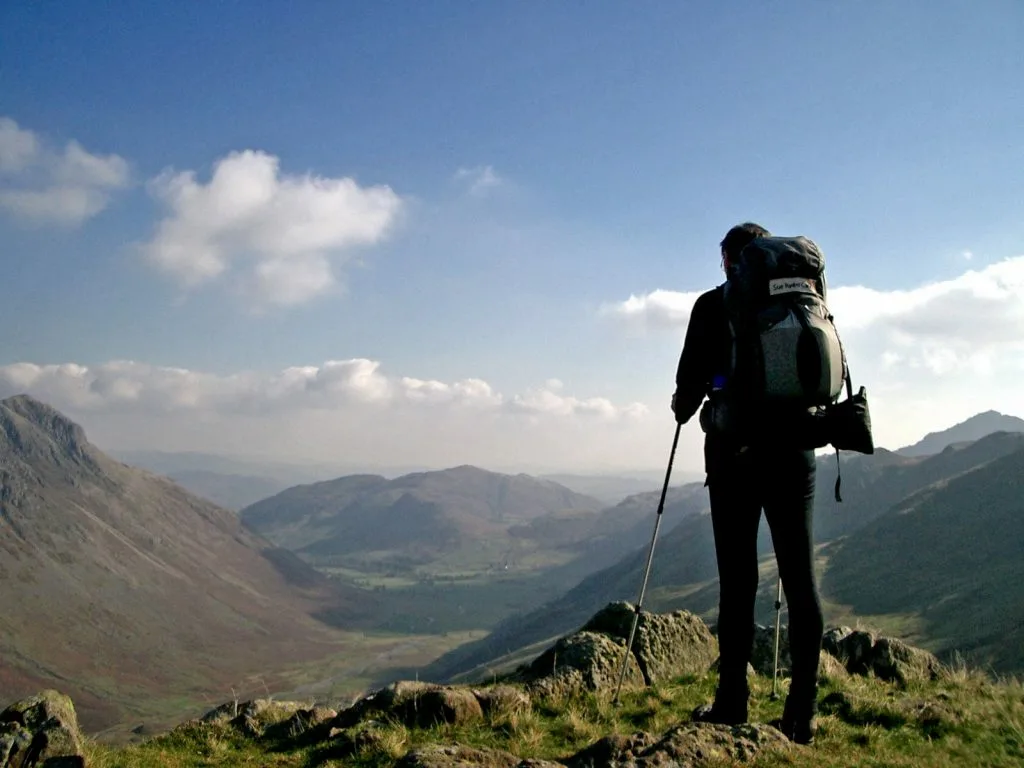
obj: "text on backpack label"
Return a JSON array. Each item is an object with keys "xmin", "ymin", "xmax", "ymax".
[{"xmin": 768, "ymin": 277, "xmax": 816, "ymax": 296}]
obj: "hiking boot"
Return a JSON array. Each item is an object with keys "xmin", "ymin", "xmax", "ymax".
[{"xmin": 770, "ymin": 694, "xmax": 817, "ymax": 744}]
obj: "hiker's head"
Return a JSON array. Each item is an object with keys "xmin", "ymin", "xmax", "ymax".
[{"xmin": 720, "ymin": 222, "xmax": 770, "ymax": 270}]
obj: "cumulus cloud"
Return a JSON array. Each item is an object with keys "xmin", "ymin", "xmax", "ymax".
[
  {"xmin": 603, "ymin": 255, "xmax": 1024, "ymax": 449},
  {"xmin": 601, "ymin": 288, "xmax": 702, "ymax": 331},
  {"xmin": 0, "ymin": 117, "xmax": 130, "ymax": 225},
  {"xmin": 0, "ymin": 358, "xmax": 654, "ymax": 471},
  {"xmin": 454, "ymin": 165, "xmax": 502, "ymax": 197},
  {"xmin": 139, "ymin": 150, "xmax": 403, "ymax": 306}
]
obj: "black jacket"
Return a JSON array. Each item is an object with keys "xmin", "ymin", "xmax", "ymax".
[
  {"xmin": 672, "ymin": 284, "xmax": 744, "ymax": 482},
  {"xmin": 673, "ymin": 284, "xmax": 731, "ymax": 426}
]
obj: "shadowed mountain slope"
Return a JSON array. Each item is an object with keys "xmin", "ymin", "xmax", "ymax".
[
  {"xmin": 822, "ymin": 442, "xmax": 1024, "ymax": 674},
  {"xmin": 0, "ymin": 395, "xmax": 374, "ymax": 734}
]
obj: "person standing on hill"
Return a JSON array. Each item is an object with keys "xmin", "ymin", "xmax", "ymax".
[{"xmin": 671, "ymin": 221, "xmax": 833, "ymax": 745}]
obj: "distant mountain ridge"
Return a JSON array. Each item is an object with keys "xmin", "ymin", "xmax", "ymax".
[
  {"xmin": 239, "ymin": 464, "xmax": 605, "ymax": 560},
  {"xmin": 897, "ymin": 410, "xmax": 1024, "ymax": 456},
  {"xmin": 0, "ymin": 395, "xmax": 374, "ymax": 735}
]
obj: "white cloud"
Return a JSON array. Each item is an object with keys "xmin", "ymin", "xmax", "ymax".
[
  {"xmin": 601, "ymin": 288, "xmax": 702, "ymax": 331},
  {"xmin": 0, "ymin": 359, "xmax": 654, "ymax": 472},
  {"xmin": 603, "ymin": 255, "xmax": 1024, "ymax": 449},
  {"xmin": 0, "ymin": 118, "xmax": 39, "ymax": 172},
  {"xmin": 0, "ymin": 117, "xmax": 130, "ymax": 225},
  {"xmin": 140, "ymin": 150, "xmax": 404, "ymax": 306},
  {"xmin": 454, "ymin": 165, "xmax": 502, "ymax": 197}
]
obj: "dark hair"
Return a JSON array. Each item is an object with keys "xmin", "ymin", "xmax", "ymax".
[{"xmin": 720, "ymin": 222, "xmax": 771, "ymax": 262}]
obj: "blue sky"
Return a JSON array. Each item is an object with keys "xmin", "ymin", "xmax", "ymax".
[{"xmin": 2, "ymin": 1, "xmax": 1023, "ymax": 474}]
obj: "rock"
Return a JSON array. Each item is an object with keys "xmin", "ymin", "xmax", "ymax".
[
  {"xmin": 579, "ymin": 602, "xmax": 719, "ymax": 684},
  {"xmin": 820, "ymin": 628, "xmax": 942, "ymax": 686},
  {"xmin": 569, "ymin": 722, "xmax": 790, "ymax": 767},
  {"xmin": 564, "ymin": 731, "xmax": 657, "ymax": 767},
  {"xmin": 870, "ymin": 637, "xmax": 942, "ymax": 686},
  {"xmin": 473, "ymin": 686, "xmax": 532, "ymax": 720},
  {"xmin": 332, "ymin": 681, "xmax": 484, "ymax": 731},
  {"xmin": 202, "ymin": 698, "xmax": 307, "ymax": 737},
  {"xmin": 326, "ymin": 719, "xmax": 391, "ymax": 759},
  {"xmin": 817, "ymin": 651, "xmax": 850, "ymax": 682},
  {"xmin": 520, "ymin": 631, "xmax": 645, "ymax": 699},
  {"xmin": 749, "ymin": 624, "xmax": 791, "ymax": 677},
  {"xmin": 829, "ymin": 629, "xmax": 877, "ymax": 675},
  {"xmin": 0, "ymin": 690, "xmax": 86, "ymax": 768},
  {"xmin": 515, "ymin": 760, "xmax": 567, "ymax": 768},
  {"xmin": 395, "ymin": 743, "xmax": 522, "ymax": 768},
  {"xmin": 262, "ymin": 704, "xmax": 337, "ymax": 743}
]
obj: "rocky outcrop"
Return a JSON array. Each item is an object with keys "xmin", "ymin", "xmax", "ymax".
[
  {"xmin": 331, "ymin": 681, "xmax": 489, "ymax": 731},
  {"xmin": 823, "ymin": 627, "xmax": 943, "ymax": 685},
  {"xmin": 0, "ymin": 690, "xmax": 85, "ymax": 768},
  {"xmin": 567, "ymin": 723, "xmax": 790, "ymax": 767},
  {"xmin": 519, "ymin": 630, "xmax": 645, "ymax": 698},
  {"xmin": 395, "ymin": 744, "xmax": 560, "ymax": 768},
  {"xmin": 579, "ymin": 602, "xmax": 719, "ymax": 684},
  {"xmin": 201, "ymin": 697, "xmax": 309, "ymax": 737}
]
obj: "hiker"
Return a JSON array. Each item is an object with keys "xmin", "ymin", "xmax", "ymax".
[{"xmin": 670, "ymin": 222, "xmax": 834, "ymax": 745}]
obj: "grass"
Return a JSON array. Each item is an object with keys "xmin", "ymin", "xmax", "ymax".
[{"xmin": 82, "ymin": 661, "xmax": 1024, "ymax": 767}]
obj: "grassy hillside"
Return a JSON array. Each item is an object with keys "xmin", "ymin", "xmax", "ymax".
[
  {"xmin": 79, "ymin": 637, "xmax": 1024, "ymax": 768},
  {"xmin": 823, "ymin": 443, "xmax": 1024, "ymax": 674}
]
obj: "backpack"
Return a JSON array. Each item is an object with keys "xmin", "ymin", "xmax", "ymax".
[{"xmin": 706, "ymin": 235, "xmax": 847, "ymax": 442}]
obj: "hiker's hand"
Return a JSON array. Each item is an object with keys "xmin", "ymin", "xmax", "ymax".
[{"xmin": 671, "ymin": 391, "xmax": 685, "ymax": 424}]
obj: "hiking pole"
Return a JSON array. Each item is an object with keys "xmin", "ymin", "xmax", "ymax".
[
  {"xmin": 770, "ymin": 576, "xmax": 783, "ymax": 700},
  {"xmin": 612, "ymin": 421, "xmax": 682, "ymax": 707}
]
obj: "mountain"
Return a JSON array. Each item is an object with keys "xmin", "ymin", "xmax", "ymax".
[
  {"xmin": 822, "ymin": 441, "xmax": 1024, "ymax": 674},
  {"xmin": 897, "ymin": 409, "xmax": 1024, "ymax": 457},
  {"xmin": 239, "ymin": 465, "xmax": 605, "ymax": 568},
  {"xmin": 539, "ymin": 471, "xmax": 702, "ymax": 505},
  {"xmin": 161, "ymin": 469, "xmax": 289, "ymax": 510},
  {"xmin": 423, "ymin": 432, "xmax": 1024, "ymax": 683},
  {"xmin": 0, "ymin": 395, "xmax": 375, "ymax": 735}
]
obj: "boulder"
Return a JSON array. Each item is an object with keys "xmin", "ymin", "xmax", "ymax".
[
  {"xmin": 870, "ymin": 638, "xmax": 942, "ymax": 686},
  {"xmin": 820, "ymin": 627, "xmax": 942, "ymax": 686},
  {"xmin": 564, "ymin": 731, "xmax": 657, "ymax": 767},
  {"xmin": 262, "ymin": 704, "xmax": 337, "ymax": 743},
  {"xmin": 0, "ymin": 690, "xmax": 85, "ymax": 768},
  {"xmin": 749, "ymin": 624, "xmax": 791, "ymax": 677},
  {"xmin": 395, "ymin": 743, "xmax": 522, "ymax": 768},
  {"xmin": 519, "ymin": 631, "xmax": 644, "ymax": 699},
  {"xmin": 326, "ymin": 719, "xmax": 391, "ymax": 759},
  {"xmin": 823, "ymin": 627, "xmax": 876, "ymax": 675},
  {"xmin": 568, "ymin": 722, "xmax": 790, "ymax": 766},
  {"xmin": 332, "ymin": 681, "xmax": 483, "ymax": 731},
  {"xmin": 201, "ymin": 698, "xmax": 306, "ymax": 737},
  {"xmin": 579, "ymin": 602, "xmax": 719, "ymax": 684},
  {"xmin": 473, "ymin": 686, "xmax": 532, "ymax": 720}
]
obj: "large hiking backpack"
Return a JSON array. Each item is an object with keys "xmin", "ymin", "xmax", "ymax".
[{"xmin": 716, "ymin": 235, "xmax": 847, "ymax": 430}]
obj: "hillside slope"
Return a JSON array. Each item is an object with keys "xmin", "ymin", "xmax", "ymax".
[
  {"xmin": 822, "ymin": 442, "xmax": 1024, "ymax": 674},
  {"xmin": 0, "ymin": 395, "xmax": 374, "ymax": 734},
  {"xmin": 424, "ymin": 433, "xmax": 1024, "ymax": 682}
]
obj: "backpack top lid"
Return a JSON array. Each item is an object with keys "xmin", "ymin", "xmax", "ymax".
[{"xmin": 726, "ymin": 235, "xmax": 827, "ymax": 303}]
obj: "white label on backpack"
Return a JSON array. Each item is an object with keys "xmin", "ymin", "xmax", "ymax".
[{"xmin": 768, "ymin": 277, "xmax": 816, "ymax": 296}]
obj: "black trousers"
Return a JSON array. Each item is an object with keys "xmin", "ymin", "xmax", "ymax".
[{"xmin": 706, "ymin": 443, "xmax": 823, "ymax": 713}]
